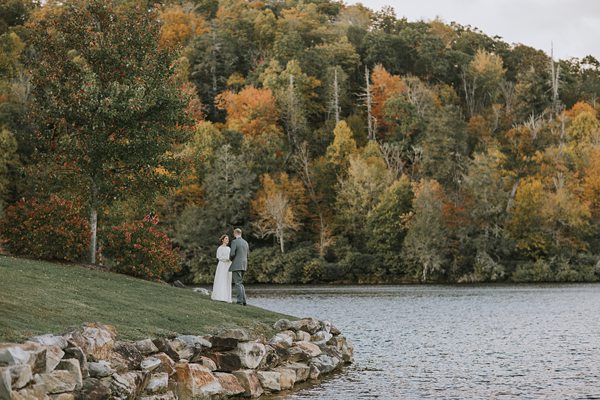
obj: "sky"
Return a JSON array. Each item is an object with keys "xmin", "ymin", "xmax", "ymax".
[{"xmin": 348, "ymin": 0, "xmax": 600, "ymax": 60}]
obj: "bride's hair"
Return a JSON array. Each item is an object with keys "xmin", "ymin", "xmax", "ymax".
[{"xmin": 219, "ymin": 234, "xmax": 228, "ymax": 244}]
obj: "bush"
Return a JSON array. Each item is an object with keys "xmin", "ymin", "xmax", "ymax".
[
  {"xmin": 103, "ymin": 216, "xmax": 181, "ymax": 280},
  {"xmin": 0, "ymin": 195, "xmax": 90, "ymax": 261},
  {"xmin": 244, "ymin": 243, "xmax": 317, "ymax": 284}
]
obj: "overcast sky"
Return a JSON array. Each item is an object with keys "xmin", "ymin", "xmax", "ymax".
[{"xmin": 348, "ymin": 0, "xmax": 600, "ymax": 60}]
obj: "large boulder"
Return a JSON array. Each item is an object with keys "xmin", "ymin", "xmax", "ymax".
[
  {"xmin": 152, "ymin": 353, "xmax": 175, "ymax": 376},
  {"xmin": 151, "ymin": 339, "xmax": 179, "ymax": 362},
  {"xmin": 169, "ymin": 336, "xmax": 211, "ymax": 361},
  {"xmin": 326, "ymin": 335, "xmax": 354, "ymax": 363},
  {"xmin": 30, "ymin": 335, "xmax": 68, "ymax": 350},
  {"xmin": 284, "ymin": 362, "xmax": 310, "ymax": 383},
  {"xmin": 56, "ymin": 359, "xmax": 83, "ymax": 390},
  {"xmin": 208, "ymin": 352, "xmax": 241, "ymax": 373},
  {"xmin": 144, "ymin": 372, "xmax": 169, "ymax": 395},
  {"xmin": 140, "ymin": 356, "xmax": 162, "ymax": 373},
  {"xmin": 233, "ymin": 342, "xmax": 266, "ymax": 369},
  {"xmin": 273, "ymin": 367, "xmax": 296, "ymax": 390},
  {"xmin": 213, "ymin": 372, "xmax": 245, "ymax": 396},
  {"xmin": 88, "ymin": 361, "xmax": 115, "ymax": 378},
  {"xmin": 110, "ymin": 371, "xmax": 144, "ymax": 400},
  {"xmin": 111, "ymin": 342, "xmax": 143, "ymax": 371},
  {"xmin": 294, "ymin": 342, "xmax": 322, "ymax": 358},
  {"xmin": 173, "ymin": 362, "xmax": 222, "ymax": 399},
  {"xmin": 256, "ymin": 345, "xmax": 281, "ymax": 371},
  {"xmin": 0, "ymin": 367, "xmax": 12, "ymax": 400},
  {"xmin": 0, "ymin": 342, "xmax": 47, "ymax": 374},
  {"xmin": 33, "ymin": 370, "xmax": 78, "ymax": 394},
  {"xmin": 5, "ymin": 364, "xmax": 32, "ymax": 390},
  {"xmin": 269, "ymin": 332, "xmax": 294, "ymax": 348},
  {"xmin": 295, "ymin": 331, "xmax": 311, "ymax": 342},
  {"xmin": 76, "ymin": 377, "xmax": 111, "ymax": 400},
  {"xmin": 66, "ymin": 323, "xmax": 116, "ymax": 361},
  {"xmin": 134, "ymin": 339, "xmax": 159, "ymax": 356},
  {"xmin": 189, "ymin": 355, "xmax": 217, "ymax": 372},
  {"xmin": 0, "ymin": 344, "xmax": 30, "ymax": 366},
  {"xmin": 286, "ymin": 346, "xmax": 310, "ymax": 363},
  {"xmin": 63, "ymin": 347, "xmax": 88, "ymax": 378},
  {"xmin": 310, "ymin": 354, "xmax": 341, "ymax": 374},
  {"xmin": 45, "ymin": 345, "xmax": 65, "ymax": 373},
  {"xmin": 256, "ymin": 371, "xmax": 281, "ymax": 392},
  {"xmin": 289, "ymin": 318, "xmax": 321, "ymax": 334},
  {"xmin": 232, "ymin": 370, "xmax": 263, "ymax": 398}
]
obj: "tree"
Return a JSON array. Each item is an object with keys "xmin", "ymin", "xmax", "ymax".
[
  {"xmin": 159, "ymin": 4, "xmax": 207, "ymax": 49},
  {"xmin": 0, "ymin": 128, "xmax": 17, "ymax": 211},
  {"xmin": 401, "ymin": 179, "xmax": 449, "ymax": 281},
  {"xmin": 251, "ymin": 172, "xmax": 306, "ymax": 253},
  {"xmin": 25, "ymin": 0, "xmax": 189, "ymax": 263},
  {"xmin": 326, "ymin": 120, "xmax": 357, "ymax": 170},
  {"xmin": 370, "ymin": 64, "xmax": 405, "ymax": 134},
  {"xmin": 215, "ymin": 86, "xmax": 282, "ymax": 137}
]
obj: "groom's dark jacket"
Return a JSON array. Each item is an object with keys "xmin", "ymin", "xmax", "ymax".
[{"xmin": 229, "ymin": 237, "xmax": 249, "ymax": 272}]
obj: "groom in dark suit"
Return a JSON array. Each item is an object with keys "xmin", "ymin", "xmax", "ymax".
[{"xmin": 229, "ymin": 228, "xmax": 249, "ymax": 305}]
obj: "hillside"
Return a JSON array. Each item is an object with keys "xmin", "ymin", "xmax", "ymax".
[{"xmin": 0, "ymin": 255, "xmax": 292, "ymax": 342}]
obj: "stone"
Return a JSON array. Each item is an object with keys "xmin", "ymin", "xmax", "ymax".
[
  {"xmin": 153, "ymin": 353, "xmax": 175, "ymax": 376},
  {"xmin": 214, "ymin": 328, "xmax": 250, "ymax": 342},
  {"xmin": 189, "ymin": 355, "xmax": 217, "ymax": 371},
  {"xmin": 170, "ymin": 335, "xmax": 213, "ymax": 361},
  {"xmin": 294, "ymin": 341, "xmax": 322, "ymax": 358},
  {"xmin": 256, "ymin": 371, "xmax": 281, "ymax": 392},
  {"xmin": 63, "ymin": 347, "xmax": 88, "ymax": 378},
  {"xmin": 320, "ymin": 320, "xmax": 332, "ymax": 334},
  {"xmin": 208, "ymin": 336, "xmax": 238, "ymax": 352},
  {"xmin": 311, "ymin": 330, "xmax": 333, "ymax": 345},
  {"xmin": 0, "ymin": 367, "xmax": 12, "ymax": 400},
  {"xmin": 174, "ymin": 362, "xmax": 222, "ymax": 399},
  {"xmin": 45, "ymin": 345, "xmax": 65, "ymax": 373},
  {"xmin": 76, "ymin": 377, "xmax": 111, "ymax": 400},
  {"xmin": 7, "ymin": 364, "xmax": 32, "ymax": 389},
  {"xmin": 273, "ymin": 346, "xmax": 291, "ymax": 364},
  {"xmin": 11, "ymin": 386, "xmax": 50, "ymax": 400},
  {"xmin": 144, "ymin": 372, "xmax": 168, "ymax": 394},
  {"xmin": 57, "ymin": 359, "xmax": 82, "ymax": 390},
  {"xmin": 310, "ymin": 354, "xmax": 340, "ymax": 374},
  {"xmin": 209, "ymin": 352, "xmax": 242, "ymax": 372},
  {"xmin": 309, "ymin": 364, "xmax": 320, "ymax": 380},
  {"xmin": 295, "ymin": 331, "xmax": 311, "ymax": 342},
  {"xmin": 269, "ymin": 332, "xmax": 294, "ymax": 348},
  {"xmin": 233, "ymin": 342, "xmax": 266, "ymax": 369},
  {"xmin": 257, "ymin": 345, "xmax": 281, "ymax": 371},
  {"xmin": 273, "ymin": 367, "xmax": 295, "ymax": 390},
  {"xmin": 151, "ymin": 339, "xmax": 179, "ymax": 362},
  {"xmin": 30, "ymin": 335, "xmax": 68, "ymax": 350},
  {"xmin": 232, "ymin": 370, "xmax": 263, "ymax": 398},
  {"xmin": 34, "ymin": 370, "xmax": 78, "ymax": 394},
  {"xmin": 140, "ymin": 356, "xmax": 162, "ymax": 372},
  {"xmin": 327, "ymin": 335, "xmax": 354, "ymax": 363},
  {"xmin": 285, "ymin": 362, "xmax": 310, "ymax": 383},
  {"xmin": 139, "ymin": 391, "xmax": 177, "ymax": 400},
  {"xmin": 49, "ymin": 394, "xmax": 75, "ymax": 400},
  {"xmin": 174, "ymin": 335, "xmax": 211, "ymax": 350},
  {"xmin": 330, "ymin": 324, "xmax": 341, "ymax": 336},
  {"xmin": 112, "ymin": 341, "xmax": 143, "ymax": 370},
  {"xmin": 192, "ymin": 287, "xmax": 211, "ymax": 296},
  {"xmin": 290, "ymin": 318, "xmax": 321, "ymax": 334},
  {"xmin": 287, "ymin": 346, "xmax": 310, "ymax": 363},
  {"xmin": 214, "ymin": 372, "xmax": 245, "ymax": 396},
  {"xmin": 66, "ymin": 323, "xmax": 116, "ymax": 361},
  {"xmin": 88, "ymin": 361, "xmax": 115, "ymax": 378},
  {"xmin": 110, "ymin": 371, "xmax": 143, "ymax": 400},
  {"xmin": 0, "ymin": 344, "xmax": 30, "ymax": 366},
  {"xmin": 273, "ymin": 319, "xmax": 291, "ymax": 331},
  {"xmin": 135, "ymin": 339, "xmax": 159, "ymax": 356}
]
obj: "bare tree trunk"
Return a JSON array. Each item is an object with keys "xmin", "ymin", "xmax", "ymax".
[
  {"xmin": 89, "ymin": 182, "xmax": 98, "ymax": 264},
  {"xmin": 549, "ymin": 43, "xmax": 561, "ymax": 115},
  {"xmin": 365, "ymin": 66, "xmax": 374, "ymax": 141},
  {"xmin": 333, "ymin": 67, "xmax": 340, "ymax": 124}
]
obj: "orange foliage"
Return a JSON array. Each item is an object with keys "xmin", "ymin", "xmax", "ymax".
[
  {"xmin": 583, "ymin": 148, "xmax": 600, "ymax": 218},
  {"xmin": 565, "ymin": 101, "xmax": 597, "ymax": 119},
  {"xmin": 159, "ymin": 6, "xmax": 207, "ymax": 48},
  {"xmin": 215, "ymin": 86, "xmax": 282, "ymax": 137},
  {"xmin": 370, "ymin": 65, "xmax": 405, "ymax": 130}
]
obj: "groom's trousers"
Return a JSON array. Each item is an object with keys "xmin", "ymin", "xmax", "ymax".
[{"xmin": 232, "ymin": 271, "xmax": 246, "ymax": 304}]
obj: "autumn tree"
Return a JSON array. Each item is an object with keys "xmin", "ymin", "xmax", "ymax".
[
  {"xmin": 370, "ymin": 64, "xmax": 405, "ymax": 134},
  {"xmin": 159, "ymin": 4, "xmax": 207, "ymax": 49},
  {"xmin": 25, "ymin": 0, "xmax": 189, "ymax": 263},
  {"xmin": 251, "ymin": 172, "xmax": 307, "ymax": 253}
]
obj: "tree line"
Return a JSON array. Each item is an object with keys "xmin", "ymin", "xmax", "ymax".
[{"xmin": 1, "ymin": 0, "xmax": 599, "ymax": 284}]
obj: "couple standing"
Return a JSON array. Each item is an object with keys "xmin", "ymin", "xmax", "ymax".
[{"xmin": 211, "ymin": 228, "xmax": 248, "ymax": 305}]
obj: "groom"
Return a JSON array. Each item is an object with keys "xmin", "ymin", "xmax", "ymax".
[{"xmin": 229, "ymin": 228, "xmax": 249, "ymax": 306}]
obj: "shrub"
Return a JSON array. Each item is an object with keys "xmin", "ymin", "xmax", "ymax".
[
  {"xmin": 0, "ymin": 195, "xmax": 90, "ymax": 261},
  {"xmin": 103, "ymin": 216, "xmax": 181, "ymax": 280}
]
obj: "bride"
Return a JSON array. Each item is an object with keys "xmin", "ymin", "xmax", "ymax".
[{"xmin": 211, "ymin": 234, "xmax": 232, "ymax": 302}]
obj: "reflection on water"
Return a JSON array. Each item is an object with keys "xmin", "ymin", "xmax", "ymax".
[{"xmin": 247, "ymin": 285, "xmax": 600, "ymax": 399}]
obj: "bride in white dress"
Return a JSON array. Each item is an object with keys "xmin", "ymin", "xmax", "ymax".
[{"xmin": 211, "ymin": 235, "xmax": 232, "ymax": 302}]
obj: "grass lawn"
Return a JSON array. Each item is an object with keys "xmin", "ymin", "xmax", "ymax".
[{"xmin": 0, "ymin": 255, "xmax": 294, "ymax": 342}]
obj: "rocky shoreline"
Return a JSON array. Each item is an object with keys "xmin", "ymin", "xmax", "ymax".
[{"xmin": 0, "ymin": 318, "xmax": 353, "ymax": 399}]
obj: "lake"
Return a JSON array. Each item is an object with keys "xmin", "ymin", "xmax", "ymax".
[{"xmin": 247, "ymin": 284, "xmax": 600, "ymax": 399}]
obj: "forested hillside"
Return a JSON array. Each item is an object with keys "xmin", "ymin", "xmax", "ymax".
[{"xmin": 1, "ymin": 0, "xmax": 599, "ymax": 283}]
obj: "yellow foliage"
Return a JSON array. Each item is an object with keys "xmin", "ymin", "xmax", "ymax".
[{"xmin": 159, "ymin": 6, "xmax": 207, "ymax": 48}]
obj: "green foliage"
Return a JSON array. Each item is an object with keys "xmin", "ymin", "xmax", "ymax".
[
  {"xmin": 0, "ymin": 195, "xmax": 90, "ymax": 261},
  {"xmin": 103, "ymin": 217, "xmax": 181, "ymax": 281},
  {"xmin": 511, "ymin": 258, "xmax": 595, "ymax": 283},
  {"xmin": 0, "ymin": 128, "xmax": 17, "ymax": 209}
]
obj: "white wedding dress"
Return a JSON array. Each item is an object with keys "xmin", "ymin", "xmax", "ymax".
[{"xmin": 211, "ymin": 245, "xmax": 232, "ymax": 302}]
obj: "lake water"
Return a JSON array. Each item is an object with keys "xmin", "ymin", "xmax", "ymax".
[{"xmin": 247, "ymin": 285, "xmax": 600, "ymax": 399}]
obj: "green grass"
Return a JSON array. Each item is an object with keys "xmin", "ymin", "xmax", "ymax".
[{"xmin": 0, "ymin": 255, "xmax": 294, "ymax": 342}]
